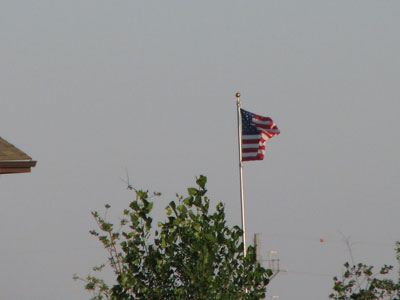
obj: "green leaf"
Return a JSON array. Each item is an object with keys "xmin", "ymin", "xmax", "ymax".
[
  {"xmin": 188, "ymin": 187, "xmax": 197, "ymax": 196},
  {"xmin": 205, "ymin": 233, "xmax": 216, "ymax": 242},
  {"xmin": 196, "ymin": 175, "xmax": 207, "ymax": 189}
]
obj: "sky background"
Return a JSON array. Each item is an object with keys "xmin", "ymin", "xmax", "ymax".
[{"xmin": 1, "ymin": 1, "xmax": 399, "ymax": 299}]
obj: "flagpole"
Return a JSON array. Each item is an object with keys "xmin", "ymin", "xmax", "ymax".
[{"xmin": 236, "ymin": 92, "xmax": 247, "ymax": 256}]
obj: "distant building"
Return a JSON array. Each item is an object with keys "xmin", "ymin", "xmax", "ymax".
[{"xmin": 0, "ymin": 137, "xmax": 37, "ymax": 174}]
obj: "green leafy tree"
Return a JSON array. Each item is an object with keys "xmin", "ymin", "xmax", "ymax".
[
  {"xmin": 330, "ymin": 242, "xmax": 400, "ymax": 300},
  {"xmin": 74, "ymin": 175, "xmax": 272, "ymax": 300}
]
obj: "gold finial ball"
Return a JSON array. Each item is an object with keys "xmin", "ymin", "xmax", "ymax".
[{"xmin": 236, "ymin": 92, "xmax": 241, "ymax": 98}]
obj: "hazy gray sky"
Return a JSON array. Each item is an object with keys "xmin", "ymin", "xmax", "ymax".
[{"xmin": 1, "ymin": 1, "xmax": 399, "ymax": 299}]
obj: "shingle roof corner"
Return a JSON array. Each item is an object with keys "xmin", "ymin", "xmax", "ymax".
[{"xmin": 0, "ymin": 137, "xmax": 37, "ymax": 174}]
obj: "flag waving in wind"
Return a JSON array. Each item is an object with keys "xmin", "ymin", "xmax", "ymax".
[{"xmin": 241, "ymin": 108, "xmax": 280, "ymax": 161}]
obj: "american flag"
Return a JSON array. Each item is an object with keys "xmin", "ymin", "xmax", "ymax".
[{"xmin": 241, "ymin": 108, "xmax": 280, "ymax": 161}]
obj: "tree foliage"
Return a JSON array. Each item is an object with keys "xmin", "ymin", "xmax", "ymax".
[
  {"xmin": 74, "ymin": 175, "xmax": 271, "ymax": 300},
  {"xmin": 330, "ymin": 242, "xmax": 400, "ymax": 300}
]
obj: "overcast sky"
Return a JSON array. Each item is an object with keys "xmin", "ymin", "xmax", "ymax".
[{"xmin": 1, "ymin": 1, "xmax": 399, "ymax": 299}]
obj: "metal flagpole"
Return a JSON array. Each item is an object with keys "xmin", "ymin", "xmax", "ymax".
[{"xmin": 236, "ymin": 92, "xmax": 247, "ymax": 256}]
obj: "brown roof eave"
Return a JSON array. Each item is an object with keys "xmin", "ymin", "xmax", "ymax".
[
  {"xmin": 0, "ymin": 161, "xmax": 37, "ymax": 168},
  {"xmin": 0, "ymin": 161, "xmax": 37, "ymax": 174}
]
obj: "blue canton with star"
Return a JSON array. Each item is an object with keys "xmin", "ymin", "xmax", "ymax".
[{"xmin": 241, "ymin": 109, "xmax": 259, "ymax": 135}]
